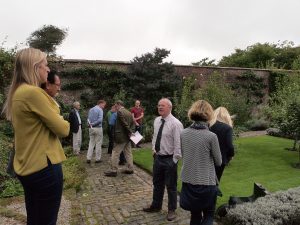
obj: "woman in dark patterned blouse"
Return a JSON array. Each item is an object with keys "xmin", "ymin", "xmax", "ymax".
[{"xmin": 180, "ymin": 100, "xmax": 222, "ymax": 225}]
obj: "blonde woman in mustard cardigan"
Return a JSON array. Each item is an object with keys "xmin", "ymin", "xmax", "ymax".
[{"xmin": 2, "ymin": 48, "xmax": 70, "ymax": 225}]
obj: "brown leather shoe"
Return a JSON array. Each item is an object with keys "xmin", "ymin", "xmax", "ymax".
[
  {"xmin": 167, "ymin": 210, "xmax": 176, "ymax": 221},
  {"xmin": 143, "ymin": 205, "xmax": 161, "ymax": 213},
  {"xmin": 104, "ymin": 171, "xmax": 117, "ymax": 177}
]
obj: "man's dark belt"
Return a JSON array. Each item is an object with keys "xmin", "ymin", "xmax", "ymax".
[
  {"xmin": 92, "ymin": 125, "xmax": 102, "ymax": 128},
  {"xmin": 156, "ymin": 154, "xmax": 173, "ymax": 158}
]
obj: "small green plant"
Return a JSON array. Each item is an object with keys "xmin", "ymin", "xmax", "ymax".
[
  {"xmin": 0, "ymin": 121, "xmax": 14, "ymax": 138},
  {"xmin": 0, "ymin": 131, "xmax": 13, "ymax": 192},
  {"xmin": 245, "ymin": 118, "xmax": 269, "ymax": 131},
  {"xmin": 62, "ymin": 155, "xmax": 86, "ymax": 192},
  {"xmin": 0, "ymin": 179, "xmax": 23, "ymax": 198},
  {"xmin": 142, "ymin": 114, "xmax": 155, "ymax": 142}
]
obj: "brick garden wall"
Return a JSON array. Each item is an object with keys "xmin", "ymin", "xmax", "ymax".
[
  {"xmin": 55, "ymin": 59, "xmax": 271, "ymax": 100},
  {"xmin": 58, "ymin": 59, "xmax": 271, "ymax": 85}
]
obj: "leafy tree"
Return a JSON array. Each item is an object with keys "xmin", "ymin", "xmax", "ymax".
[
  {"xmin": 219, "ymin": 48, "xmax": 250, "ymax": 68},
  {"xmin": 248, "ymin": 43, "xmax": 277, "ymax": 68},
  {"xmin": 128, "ymin": 48, "xmax": 182, "ymax": 114},
  {"xmin": 266, "ymin": 72, "xmax": 300, "ymax": 150},
  {"xmin": 273, "ymin": 41, "xmax": 300, "ymax": 69},
  {"xmin": 219, "ymin": 43, "xmax": 276, "ymax": 68},
  {"xmin": 192, "ymin": 57, "xmax": 216, "ymax": 66},
  {"xmin": 280, "ymin": 98, "xmax": 300, "ymax": 151},
  {"xmin": 218, "ymin": 41, "xmax": 300, "ymax": 70},
  {"xmin": 27, "ymin": 25, "xmax": 68, "ymax": 55}
]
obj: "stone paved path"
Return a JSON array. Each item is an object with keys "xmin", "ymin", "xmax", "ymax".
[
  {"xmin": 3, "ymin": 132, "xmax": 267, "ymax": 224},
  {"xmin": 74, "ymin": 150, "xmax": 192, "ymax": 225}
]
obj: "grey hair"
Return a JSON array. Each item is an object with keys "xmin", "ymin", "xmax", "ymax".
[
  {"xmin": 73, "ymin": 101, "xmax": 80, "ymax": 107},
  {"xmin": 160, "ymin": 98, "xmax": 172, "ymax": 107}
]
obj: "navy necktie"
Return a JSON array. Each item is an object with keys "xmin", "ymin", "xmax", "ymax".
[{"xmin": 155, "ymin": 119, "xmax": 165, "ymax": 152}]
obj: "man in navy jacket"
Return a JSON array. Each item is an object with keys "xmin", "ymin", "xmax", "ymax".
[{"xmin": 69, "ymin": 101, "xmax": 82, "ymax": 155}]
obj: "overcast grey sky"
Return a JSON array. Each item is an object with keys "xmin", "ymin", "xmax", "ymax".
[{"xmin": 1, "ymin": 0, "xmax": 300, "ymax": 65}]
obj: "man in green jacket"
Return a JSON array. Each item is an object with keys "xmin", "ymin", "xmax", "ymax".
[{"xmin": 104, "ymin": 100, "xmax": 135, "ymax": 177}]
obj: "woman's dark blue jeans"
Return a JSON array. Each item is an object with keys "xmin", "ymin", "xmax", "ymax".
[
  {"xmin": 17, "ymin": 159, "xmax": 63, "ymax": 225},
  {"xmin": 190, "ymin": 208, "xmax": 215, "ymax": 225}
]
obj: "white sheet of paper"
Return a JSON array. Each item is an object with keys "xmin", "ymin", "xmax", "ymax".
[{"xmin": 130, "ymin": 131, "xmax": 143, "ymax": 144}]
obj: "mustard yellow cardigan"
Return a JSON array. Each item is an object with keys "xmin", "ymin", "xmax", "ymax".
[{"xmin": 11, "ymin": 84, "xmax": 70, "ymax": 176}]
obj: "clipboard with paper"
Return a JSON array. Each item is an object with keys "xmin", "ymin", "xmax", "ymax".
[{"xmin": 130, "ymin": 131, "xmax": 143, "ymax": 144}]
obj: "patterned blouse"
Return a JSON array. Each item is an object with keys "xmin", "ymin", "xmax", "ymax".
[{"xmin": 180, "ymin": 122, "xmax": 222, "ymax": 185}]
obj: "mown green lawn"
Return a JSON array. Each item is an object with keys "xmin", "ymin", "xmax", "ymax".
[{"xmin": 133, "ymin": 135, "xmax": 300, "ymax": 207}]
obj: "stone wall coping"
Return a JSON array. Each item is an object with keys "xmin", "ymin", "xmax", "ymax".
[{"xmin": 60, "ymin": 58, "xmax": 294, "ymax": 72}]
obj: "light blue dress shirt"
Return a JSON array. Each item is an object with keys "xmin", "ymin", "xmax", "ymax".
[{"xmin": 88, "ymin": 105, "xmax": 103, "ymax": 127}]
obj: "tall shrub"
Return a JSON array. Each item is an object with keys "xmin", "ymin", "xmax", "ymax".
[
  {"xmin": 173, "ymin": 76, "xmax": 196, "ymax": 127},
  {"xmin": 195, "ymin": 71, "xmax": 250, "ymax": 125},
  {"xmin": 128, "ymin": 48, "xmax": 182, "ymax": 115}
]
